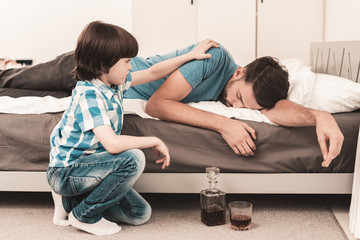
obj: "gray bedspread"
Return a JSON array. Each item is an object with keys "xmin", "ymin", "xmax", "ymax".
[
  {"xmin": 122, "ymin": 112, "xmax": 360, "ymax": 173},
  {"xmin": 0, "ymin": 90, "xmax": 358, "ymax": 173}
]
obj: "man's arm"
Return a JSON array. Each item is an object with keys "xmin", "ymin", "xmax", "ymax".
[
  {"xmin": 145, "ymin": 70, "xmax": 257, "ymax": 156},
  {"xmin": 261, "ymin": 99, "xmax": 344, "ymax": 167}
]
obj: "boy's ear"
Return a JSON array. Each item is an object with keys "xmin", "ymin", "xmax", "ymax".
[{"xmin": 232, "ymin": 66, "xmax": 246, "ymax": 80}]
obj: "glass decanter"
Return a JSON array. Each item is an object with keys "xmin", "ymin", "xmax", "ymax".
[{"xmin": 200, "ymin": 167, "xmax": 226, "ymax": 226}]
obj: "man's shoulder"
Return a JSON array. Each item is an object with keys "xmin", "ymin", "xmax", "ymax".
[
  {"xmin": 202, "ymin": 44, "xmax": 235, "ymax": 71},
  {"xmin": 209, "ymin": 44, "xmax": 233, "ymax": 60},
  {"xmin": 176, "ymin": 42, "xmax": 230, "ymax": 59}
]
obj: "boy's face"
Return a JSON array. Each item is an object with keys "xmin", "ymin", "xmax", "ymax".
[{"xmin": 100, "ymin": 58, "xmax": 132, "ymax": 87}]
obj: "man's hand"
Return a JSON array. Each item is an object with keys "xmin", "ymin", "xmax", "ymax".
[
  {"xmin": 218, "ymin": 118, "xmax": 257, "ymax": 156},
  {"xmin": 313, "ymin": 111, "xmax": 344, "ymax": 167},
  {"xmin": 263, "ymin": 100, "xmax": 344, "ymax": 167}
]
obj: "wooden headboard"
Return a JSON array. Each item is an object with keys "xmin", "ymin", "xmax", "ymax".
[{"xmin": 310, "ymin": 41, "xmax": 360, "ymax": 83}]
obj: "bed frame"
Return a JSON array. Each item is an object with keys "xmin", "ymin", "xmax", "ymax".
[
  {"xmin": 0, "ymin": 41, "xmax": 359, "ymax": 194},
  {"xmin": 311, "ymin": 40, "xmax": 360, "ymax": 83},
  {"xmin": 0, "ymin": 171, "xmax": 355, "ymax": 194}
]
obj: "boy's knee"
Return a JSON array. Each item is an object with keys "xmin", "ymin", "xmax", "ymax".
[
  {"xmin": 133, "ymin": 201, "xmax": 152, "ymax": 225},
  {"xmin": 132, "ymin": 149, "xmax": 146, "ymax": 173},
  {"xmin": 123, "ymin": 149, "xmax": 146, "ymax": 174}
]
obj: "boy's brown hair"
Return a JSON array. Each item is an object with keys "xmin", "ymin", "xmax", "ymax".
[{"xmin": 73, "ymin": 21, "xmax": 138, "ymax": 81}]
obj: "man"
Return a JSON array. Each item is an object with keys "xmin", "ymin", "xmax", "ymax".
[
  {"xmin": 124, "ymin": 43, "xmax": 343, "ymax": 167},
  {"xmin": 0, "ymin": 42, "xmax": 343, "ymax": 167}
]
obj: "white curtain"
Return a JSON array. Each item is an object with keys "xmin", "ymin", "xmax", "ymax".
[{"xmin": 350, "ymin": 127, "xmax": 360, "ymax": 239}]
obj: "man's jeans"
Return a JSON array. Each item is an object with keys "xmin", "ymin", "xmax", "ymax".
[
  {"xmin": 47, "ymin": 149, "xmax": 151, "ymax": 225},
  {"xmin": 0, "ymin": 51, "xmax": 76, "ymax": 92}
]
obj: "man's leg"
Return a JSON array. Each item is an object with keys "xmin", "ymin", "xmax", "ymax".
[{"xmin": 0, "ymin": 51, "xmax": 76, "ymax": 92}]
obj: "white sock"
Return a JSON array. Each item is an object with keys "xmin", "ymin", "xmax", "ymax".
[
  {"xmin": 69, "ymin": 212, "xmax": 121, "ymax": 236},
  {"xmin": 51, "ymin": 191, "xmax": 70, "ymax": 226}
]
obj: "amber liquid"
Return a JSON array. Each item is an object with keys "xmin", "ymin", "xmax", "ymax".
[
  {"xmin": 230, "ymin": 214, "xmax": 251, "ymax": 230},
  {"xmin": 201, "ymin": 205, "xmax": 226, "ymax": 226}
]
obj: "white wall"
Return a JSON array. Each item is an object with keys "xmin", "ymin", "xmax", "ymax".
[
  {"xmin": 1, "ymin": 0, "xmax": 359, "ymax": 64},
  {"xmin": 0, "ymin": 0, "xmax": 132, "ymax": 63},
  {"xmin": 257, "ymin": 0, "xmax": 323, "ymax": 64},
  {"xmin": 132, "ymin": 0, "xmax": 197, "ymax": 58},
  {"xmin": 325, "ymin": 0, "xmax": 360, "ymax": 41}
]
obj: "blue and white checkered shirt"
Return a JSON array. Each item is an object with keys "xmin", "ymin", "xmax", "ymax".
[{"xmin": 49, "ymin": 78, "xmax": 131, "ymax": 167}]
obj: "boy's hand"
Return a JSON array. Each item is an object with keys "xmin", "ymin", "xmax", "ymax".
[
  {"xmin": 190, "ymin": 39, "xmax": 219, "ymax": 60},
  {"xmin": 152, "ymin": 139, "xmax": 170, "ymax": 169}
]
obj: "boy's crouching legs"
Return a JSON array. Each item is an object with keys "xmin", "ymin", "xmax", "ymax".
[
  {"xmin": 104, "ymin": 188, "xmax": 152, "ymax": 226},
  {"xmin": 104, "ymin": 149, "xmax": 152, "ymax": 225}
]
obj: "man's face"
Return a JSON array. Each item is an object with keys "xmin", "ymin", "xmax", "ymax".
[{"xmin": 223, "ymin": 79, "xmax": 263, "ymax": 110}]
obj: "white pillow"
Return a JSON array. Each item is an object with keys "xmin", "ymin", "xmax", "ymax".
[
  {"xmin": 305, "ymin": 74, "xmax": 360, "ymax": 113},
  {"xmin": 281, "ymin": 59, "xmax": 316, "ymax": 107},
  {"xmin": 281, "ymin": 59, "xmax": 360, "ymax": 113}
]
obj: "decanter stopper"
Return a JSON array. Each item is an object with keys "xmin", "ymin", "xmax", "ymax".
[{"xmin": 207, "ymin": 167, "xmax": 220, "ymax": 191}]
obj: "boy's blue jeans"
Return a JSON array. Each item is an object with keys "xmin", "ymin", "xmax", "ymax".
[{"xmin": 47, "ymin": 149, "xmax": 151, "ymax": 225}]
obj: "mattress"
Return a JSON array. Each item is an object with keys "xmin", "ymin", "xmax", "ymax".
[
  {"xmin": 0, "ymin": 88, "xmax": 359, "ymax": 173},
  {"xmin": 122, "ymin": 112, "xmax": 360, "ymax": 173}
]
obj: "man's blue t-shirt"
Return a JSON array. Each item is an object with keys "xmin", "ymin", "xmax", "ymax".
[{"xmin": 124, "ymin": 44, "xmax": 239, "ymax": 103}]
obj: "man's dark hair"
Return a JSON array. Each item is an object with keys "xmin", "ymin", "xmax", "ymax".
[
  {"xmin": 73, "ymin": 21, "xmax": 138, "ymax": 81},
  {"xmin": 244, "ymin": 56, "xmax": 289, "ymax": 109}
]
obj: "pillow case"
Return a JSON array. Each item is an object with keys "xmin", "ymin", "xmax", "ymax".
[
  {"xmin": 306, "ymin": 73, "xmax": 360, "ymax": 113},
  {"xmin": 281, "ymin": 58, "xmax": 316, "ymax": 107},
  {"xmin": 281, "ymin": 59, "xmax": 360, "ymax": 113}
]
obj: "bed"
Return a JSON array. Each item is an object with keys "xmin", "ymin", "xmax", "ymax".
[{"xmin": 0, "ymin": 41, "xmax": 359, "ymax": 194}]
